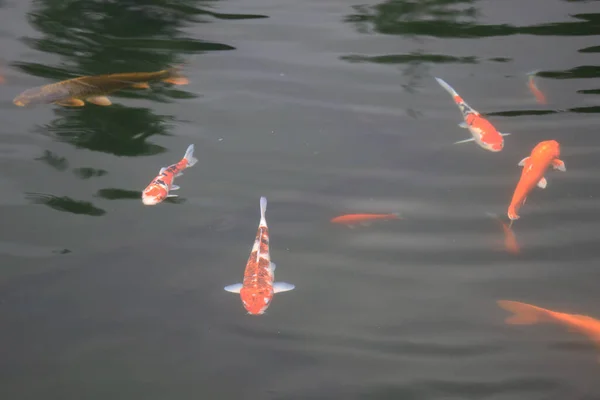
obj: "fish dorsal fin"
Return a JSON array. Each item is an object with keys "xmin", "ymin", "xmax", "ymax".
[
  {"xmin": 518, "ymin": 157, "xmax": 530, "ymax": 167},
  {"xmin": 537, "ymin": 177, "xmax": 547, "ymax": 189},
  {"xmin": 159, "ymin": 167, "xmax": 167, "ymax": 174}
]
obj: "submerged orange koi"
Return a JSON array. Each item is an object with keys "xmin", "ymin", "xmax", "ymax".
[
  {"xmin": 141, "ymin": 144, "xmax": 197, "ymax": 206},
  {"xmin": 434, "ymin": 77, "xmax": 510, "ymax": 152},
  {"xmin": 330, "ymin": 213, "xmax": 400, "ymax": 225},
  {"xmin": 13, "ymin": 67, "xmax": 188, "ymax": 107},
  {"xmin": 527, "ymin": 70, "xmax": 547, "ymax": 105},
  {"xmin": 508, "ymin": 140, "xmax": 565, "ymax": 221},
  {"xmin": 487, "ymin": 213, "xmax": 520, "ymax": 254},
  {"xmin": 224, "ymin": 197, "xmax": 295, "ymax": 315},
  {"xmin": 498, "ymin": 300, "xmax": 600, "ymax": 356}
]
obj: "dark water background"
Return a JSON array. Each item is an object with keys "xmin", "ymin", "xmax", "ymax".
[{"xmin": 1, "ymin": 0, "xmax": 600, "ymax": 398}]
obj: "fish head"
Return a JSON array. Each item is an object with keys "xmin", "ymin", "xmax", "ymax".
[
  {"xmin": 13, "ymin": 85, "xmax": 71, "ymax": 107},
  {"xmin": 542, "ymin": 140, "xmax": 560, "ymax": 157},
  {"xmin": 482, "ymin": 135, "xmax": 503, "ymax": 152},
  {"xmin": 141, "ymin": 185, "xmax": 166, "ymax": 205},
  {"xmin": 13, "ymin": 96, "xmax": 29, "ymax": 107},
  {"xmin": 240, "ymin": 288, "xmax": 273, "ymax": 315}
]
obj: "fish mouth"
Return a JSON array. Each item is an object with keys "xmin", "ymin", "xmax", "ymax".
[
  {"xmin": 142, "ymin": 196, "xmax": 159, "ymax": 205},
  {"xmin": 488, "ymin": 143, "xmax": 503, "ymax": 152}
]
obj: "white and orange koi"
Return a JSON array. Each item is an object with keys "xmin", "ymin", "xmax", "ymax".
[
  {"xmin": 434, "ymin": 77, "xmax": 510, "ymax": 152},
  {"xmin": 224, "ymin": 197, "xmax": 295, "ymax": 315},
  {"xmin": 141, "ymin": 144, "xmax": 197, "ymax": 205}
]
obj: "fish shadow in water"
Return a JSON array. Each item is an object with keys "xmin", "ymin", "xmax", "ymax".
[
  {"xmin": 94, "ymin": 188, "xmax": 186, "ymax": 204},
  {"xmin": 25, "ymin": 192, "xmax": 106, "ymax": 216}
]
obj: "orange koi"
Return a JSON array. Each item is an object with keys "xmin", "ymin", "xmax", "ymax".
[
  {"xmin": 330, "ymin": 213, "xmax": 400, "ymax": 226},
  {"xmin": 487, "ymin": 213, "xmax": 520, "ymax": 254},
  {"xmin": 508, "ymin": 140, "xmax": 565, "ymax": 221},
  {"xmin": 141, "ymin": 144, "xmax": 197, "ymax": 205},
  {"xmin": 434, "ymin": 77, "xmax": 510, "ymax": 152},
  {"xmin": 224, "ymin": 197, "xmax": 295, "ymax": 315},
  {"xmin": 527, "ymin": 70, "xmax": 547, "ymax": 105},
  {"xmin": 498, "ymin": 300, "xmax": 600, "ymax": 355}
]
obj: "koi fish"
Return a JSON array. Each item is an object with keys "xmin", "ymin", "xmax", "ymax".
[
  {"xmin": 141, "ymin": 144, "xmax": 197, "ymax": 206},
  {"xmin": 330, "ymin": 213, "xmax": 400, "ymax": 226},
  {"xmin": 224, "ymin": 197, "xmax": 295, "ymax": 315},
  {"xmin": 498, "ymin": 300, "xmax": 600, "ymax": 355},
  {"xmin": 527, "ymin": 70, "xmax": 547, "ymax": 105},
  {"xmin": 486, "ymin": 213, "xmax": 520, "ymax": 254},
  {"xmin": 13, "ymin": 67, "xmax": 188, "ymax": 107},
  {"xmin": 508, "ymin": 140, "xmax": 565, "ymax": 221},
  {"xmin": 434, "ymin": 77, "xmax": 510, "ymax": 152}
]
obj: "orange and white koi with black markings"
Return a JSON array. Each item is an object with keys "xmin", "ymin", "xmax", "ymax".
[
  {"xmin": 141, "ymin": 144, "xmax": 197, "ymax": 205},
  {"xmin": 434, "ymin": 77, "xmax": 511, "ymax": 152},
  {"xmin": 224, "ymin": 197, "xmax": 295, "ymax": 315}
]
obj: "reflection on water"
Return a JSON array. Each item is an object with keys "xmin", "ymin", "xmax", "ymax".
[
  {"xmin": 72, "ymin": 167, "xmax": 108, "ymax": 180},
  {"xmin": 25, "ymin": 192, "xmax": 106, "ymax": 216},
  {"xmin": 35, "ymin": 149, "xmax": 69, "ymax": 171},
  {"xmin": 14, "ymin": 0, "xmax": 264, "ymax": 157},
  {"xmin": 94, "ymin": 188, "xmax": 186, "ymax": 204},
  {"xmin": 37, "ymin": 105, "xmax": 173, "ymax": 156},
  {"xmin": 345, "ymin": 1, "xmax": 600, "ymax": 37},
  {"xmin": 94, "ymin": 188, "xmax": 141, "ymax": 200},
  {"xmin": 12, "ymin": 0, "xmax": 263, "ymax": 216}
]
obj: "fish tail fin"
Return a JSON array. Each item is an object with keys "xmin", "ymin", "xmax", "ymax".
[
  {"xmin": 259, "ymin": 196, "xmax": 267, "ymax": 224},
  {"xmin": 183, "ymin": 144, "xmax": 198, "ymax": 168},
  {"xmin": 497, "ymin": 300, "xmax": 550, "ymax": 325},
  {"xmin": 434, "ymin": 77, "xmax": 460, "ymax": 98},
  {"xmin": 507, "ymin": 204, "xmax": 520, "ymax": 221},
  {"xmin": 164, "ymin": 66, "xmax": 189, "ymax": 85}
]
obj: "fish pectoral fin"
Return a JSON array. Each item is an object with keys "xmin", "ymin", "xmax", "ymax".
[
  {"xmin": 270, "ymin": 262, "xmax": 276, "ymax": 271},
  {"xmin": 522, "ymin": 196, "xmax": 527, "ymax": 205},
  {"xmin": 170, "ymin": 185, "xmax": 180, "ymax": 191},
  {"xmin": 86, "ymin": 96, "xmax": 112, "ymax": 106},
  {"xmin": 224, "ymin": 283, "xmax": 243, "ymax": 293},
  {"xmin": 273, "ymin": 282, "xmax": 295, "ymax": 293},
  {"xmin": 55, "ymin": 98, "xmax": 85, "ymax": 107},
  {"xmin": 176, "ymin": 172, "xmax": 184, "ymax": 177},
  {"xmin": 552, "ymin": 159, "xmax": 566, "ymax": 172},
  {"xmin": 159, "ymin": 167, "xmax": 167, "ymax": 174},
  {"xmin": 537, "ymin": 177, "xmax": 547, "ymax": 189},
  {"xmin": 131, "ymin": 82, "xmax": 150, "ymax": 89},
  {"xmin": 518, "ymin": 157, "xmax": 530, "ymax": 167},
  {"xmin": 163, "ymin": 77, "xmax": 189, "ymax": 85},
  {"xmin": 500, "ymin": 132, "xmax": 512, "ymax": 136},
  {"xmin": 458, "ymin": 122, "xmax": 468, "ymax": 128},
  {"xmin": 166, "ymin": 194, "xmax": 178, "ymax": 198},
  {"xmin": 453, "ymin": 138, "xmax": 475, "ymax": 144}
]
